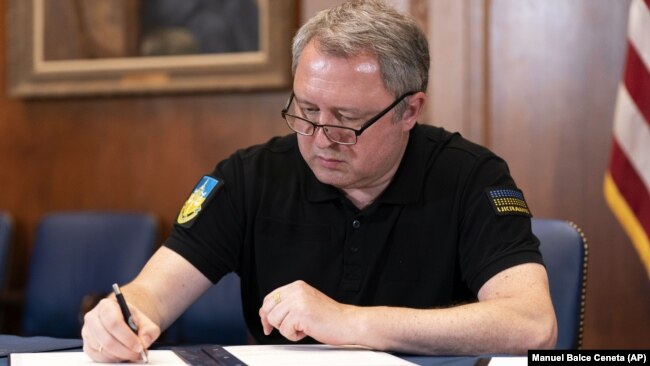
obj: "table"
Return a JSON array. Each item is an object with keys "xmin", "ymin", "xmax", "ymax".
[{"xmin": 0, "ymin": 335, "xmax": 484, "ymax": 365}]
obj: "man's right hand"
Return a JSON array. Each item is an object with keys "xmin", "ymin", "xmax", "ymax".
[{"xmin": 81, "ymin": 297, "xmax": 160, "ymax": 363}]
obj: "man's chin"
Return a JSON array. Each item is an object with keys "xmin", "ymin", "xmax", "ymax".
[{"xmin": 312, "ymin": 169, "xmax": 350, "ymax": 188}]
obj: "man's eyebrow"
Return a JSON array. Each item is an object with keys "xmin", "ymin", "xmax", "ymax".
[
  {"xmin": 293, "ymin": 95, "xmax": 316, "ymax": 107},
  {"xmin": 293, "ymin": 95, "xmax": 364, "ymax": 114}
]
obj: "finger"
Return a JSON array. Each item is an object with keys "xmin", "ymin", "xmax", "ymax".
[
  {"xmin": 259, "ymin": 289, "xmax": 284, "ymax": 335},
  {"xmin": 261, "ymin": 290, "xmax": 283, "ymax": 312},
  {"xmin": 266, "ymin": 302, "xmax": 290, "ymax": 331},
  {"xmin": 83, "ymin": 321, "xmax": 133, "ymax": 363},
  {"xmin": 95, "ymin": 299, "xmax": 147, "ymax": 361},
  {"xmin": 130, "ymin": 307, "xmax": 160, "ymax": 348},
  {"xmin": 259, "ymin": 307, "xmax": 286, "ymax": 335},
  {"xmin": 259, "ymin": 302, "xmax": 287, "ymax": 335},
  {"xmin": 82, "ymin": 302, "xmax": 128, "ymax": 363},
  {"xmin": 276, "ymin": 311, "xmax": 307, "ymax": 342},
  {"xmin": 259, "ymin": 307, "xmax": 274, "ymax": 335},
  {"xmin": 82, "ymin": 341, "xmax": 115, "ymax": 363},
  {"xmin": 82, "ymin": 324, "xmax": 117, "ymax": 363}
]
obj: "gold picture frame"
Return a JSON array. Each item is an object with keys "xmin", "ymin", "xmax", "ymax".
[{"xmin": 7, "ymin": 0, "xmax": 296, "ymax": 97}]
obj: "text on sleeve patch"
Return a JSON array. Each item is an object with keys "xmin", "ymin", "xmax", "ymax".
[{"xmin": 485, "ymin": 187, "xmax": 532, "ymax": 217}]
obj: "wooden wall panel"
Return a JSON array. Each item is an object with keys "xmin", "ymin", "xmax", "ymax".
[
  {"xmin": 427, "ymin": 0, "xmax": 487, "ymax": 144},
  {"xmin": 0, "ymin": 92, "xmax": 290, "ymax": 282},
  {"xmin": 0, "ymin": 99, "xmax": 294, "ymax": 329}
]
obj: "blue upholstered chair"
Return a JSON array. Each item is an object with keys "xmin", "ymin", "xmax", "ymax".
[
  {"xmin": 163, "ymin": 272, "xmax": 248, "ymax": 345},
  {"xmin": 0, "ymin": 213, "xmax": 12, "ymax": 291},
  {"xmin": 532, "ymin": 218, "xmax": 588, "ymax": 350},
  {"xmin": 21, "ymin": 212, "xmax": 158, "ymax": 338}
]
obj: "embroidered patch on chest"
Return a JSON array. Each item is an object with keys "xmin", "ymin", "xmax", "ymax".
[
  {"xmin": 177, "ymin": 175, "xmax": 223, "ymax": 227},
  {"xmin": 485, "ymin": 187, "xmax": 532, "ymax": 217}
]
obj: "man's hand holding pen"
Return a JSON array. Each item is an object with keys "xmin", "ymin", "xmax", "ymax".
[
  {"xmin": 113, "ymin": 284, "xmax": 150, "ymax": 363},
  {"xmin": 81, "ymin": 285, "xmax": 160, "ymax": 363}
]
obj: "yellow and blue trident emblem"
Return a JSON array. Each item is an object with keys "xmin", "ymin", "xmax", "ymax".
[{"xmin": 177, "ymin": 176, "xmax": 221, "ymax": 226}]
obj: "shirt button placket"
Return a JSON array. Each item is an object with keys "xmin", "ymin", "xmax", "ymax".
[
  {"xmin": 350, "ymin": 219, "xmax": 361, "ymax": 252},
  {"xmin": 342, "ymin": 217, "xmax": 363, "ymax": 292}
]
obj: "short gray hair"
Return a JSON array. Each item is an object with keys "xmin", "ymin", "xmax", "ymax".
[{"xmin": 291, "ymin": 0, "xmax": 429, "ymax": 98}]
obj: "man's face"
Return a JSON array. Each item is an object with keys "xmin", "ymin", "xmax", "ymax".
[{"xmin": 292, "ymin": 41, "xmax": 415, "ymax": 193}]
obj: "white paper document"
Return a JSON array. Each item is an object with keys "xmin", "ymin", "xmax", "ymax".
[
  {"xmin": 485, "ymin": 356, "xmax": 528, "ymax": 365},
  {"xmin": 10, "ymin": 345, "xmax": 417, "ymax": 365},
  {"xmin": 9, "ymin": 350, "xmax": 186, "ymax": 365},
  {"xmin": 222, "ymin": 344, "xmax": 417, "ymax": 366}
]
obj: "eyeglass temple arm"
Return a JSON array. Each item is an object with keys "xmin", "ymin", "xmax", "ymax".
[
  {"xmin": 355, "ymin": 91, "xmax": 418, "ymax": 135},
  {"xmin": 281, "ymin": 92, "xmax": 295, "ymax": 116}
]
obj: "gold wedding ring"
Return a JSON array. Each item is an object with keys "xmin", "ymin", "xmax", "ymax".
[{"xmin": 272, "ymin": 291, "xmax": 281, "ymax": 305}]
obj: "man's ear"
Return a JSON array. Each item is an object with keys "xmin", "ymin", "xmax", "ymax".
[{"xmin": 400, "ymin": 92, "xmax": 426, "ymax": 131}]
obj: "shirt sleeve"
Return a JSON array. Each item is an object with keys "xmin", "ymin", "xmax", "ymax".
[
  {"xmin": 457, "ymin": 153, "xmax": 543, "ymax": 294},
  {"xmin": 164, "ymin": 155, "xmax": 246, "ymax": 283}
]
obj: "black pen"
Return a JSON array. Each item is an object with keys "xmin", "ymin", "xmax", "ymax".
[{"xmin": 112, "ymin": 283, "xmax": 149, "ymax": 363}]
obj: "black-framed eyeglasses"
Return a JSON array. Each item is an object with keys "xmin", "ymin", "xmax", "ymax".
[{"xmin": 281, "ymin": 91, "xmax": 417, "ymax": 145}]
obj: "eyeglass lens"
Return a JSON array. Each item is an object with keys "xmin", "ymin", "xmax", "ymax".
[{"xmin": 285, "ymin": 115, "xmax": 357, "ymax": 144}]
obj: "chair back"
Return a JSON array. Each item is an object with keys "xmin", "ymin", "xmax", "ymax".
[
  {"xmin": 532, "ymin": 218, "xmax": 588, "ymax": 349},
  {"xmin": 0, "ymin": 213, "xmax": 13, "ymax": 290},
  {"xmin": 165, "ymin": 272, "xmax": 248, "ymax": 345},
  {"xmin": 22, "ymin": 212, "xmax": 158, "ymax": 338}
]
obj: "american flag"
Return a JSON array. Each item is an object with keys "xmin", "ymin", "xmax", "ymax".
[{"xmin": 604, "ymin": 0, "xmax": 650, "ymax": 279}]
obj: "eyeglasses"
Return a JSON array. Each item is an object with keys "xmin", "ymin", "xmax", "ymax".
[{"xmin": 281, "ymin": 91, "xmax": 416, "ymax": 145}]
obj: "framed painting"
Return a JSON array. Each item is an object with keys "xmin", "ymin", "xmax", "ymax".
[{"xmin": 7, "ymin": 0, "xmax": 296, "ymax": 97}]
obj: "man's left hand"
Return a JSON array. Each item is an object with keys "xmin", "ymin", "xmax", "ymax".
[{"xmin": 259, "ymin": 280, "xmax": 355, "ymax": 345}]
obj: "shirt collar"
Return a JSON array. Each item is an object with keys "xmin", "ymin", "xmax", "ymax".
[{"xmin": 375, "ymin": 123, "xmax": 426, "ymax": 205}]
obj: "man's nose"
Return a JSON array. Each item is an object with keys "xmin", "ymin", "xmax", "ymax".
[{"xmin": 313, "ymin": 126, "xmax": 335, "ymax": 148}]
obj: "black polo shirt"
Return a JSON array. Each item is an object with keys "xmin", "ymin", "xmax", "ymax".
[{"xmin": 165, "ymin": 123, "xmax": 542, "ymax": 344}]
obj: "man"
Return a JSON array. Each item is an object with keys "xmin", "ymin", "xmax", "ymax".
[{"xmin": 82, "ymin": 0, "xmax": 556, "ymax": 362}]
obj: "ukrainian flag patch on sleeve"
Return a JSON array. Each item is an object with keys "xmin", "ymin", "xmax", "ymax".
[
  {"xmin": 485, "ymin": 187, "xmax": 532, "ymax": 217},
  {"xmin": 177, "ymin": 175, "xmax": 223, "ymax": 227}
]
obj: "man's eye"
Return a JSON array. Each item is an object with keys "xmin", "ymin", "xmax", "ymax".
[
  {"xmin": 337, "ymin": 113, "xmax": 363, "ymax": 124},
  {"xmin": 303, "ymin": 108, "xmax": 319, "ymax": 116}
]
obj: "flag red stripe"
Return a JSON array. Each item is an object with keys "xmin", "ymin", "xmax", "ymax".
[
  {"xmin": 609, "ymin": 140, "xmax": 650, "ymax": 236},
  {"xmin": 624, "ymin": 42, "xmax": 650, "ymax": 125},
  {"xmin": 606, "ymin": 0, "xmax": 650, "ymax": 278}
]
